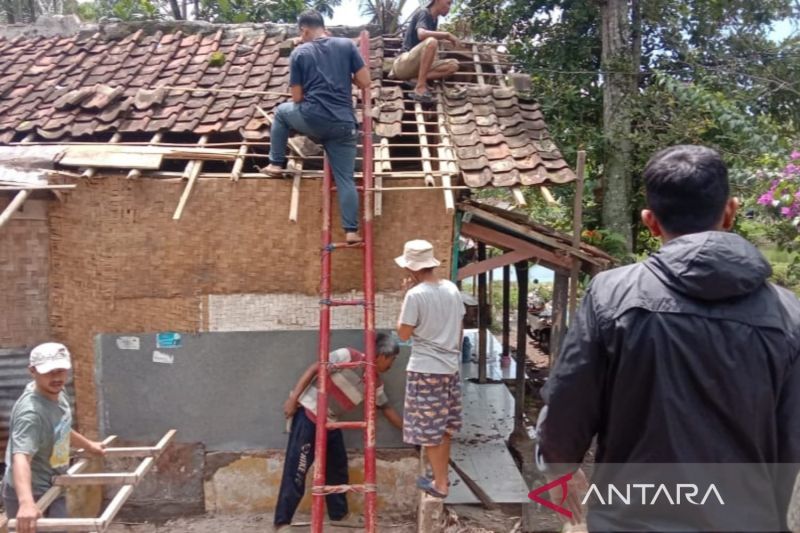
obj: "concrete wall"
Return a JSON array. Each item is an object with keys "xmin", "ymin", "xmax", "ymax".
[{"xmin": 95, "ymin": 331, "xmax": 410, "ymax": 450}]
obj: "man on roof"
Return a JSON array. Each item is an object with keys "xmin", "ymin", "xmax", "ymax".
[
  {"xmin": 391, "ymin": 0, "xmax": 460, "ymax": 104},
  {"xmin": 262, "ymin": 9, "xmax": 371, "ymax": 244}
]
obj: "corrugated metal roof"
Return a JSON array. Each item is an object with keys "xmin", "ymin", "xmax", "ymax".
[{"xmin": 0, "ymin": 348, "xmax": 75, "ymax": 468}]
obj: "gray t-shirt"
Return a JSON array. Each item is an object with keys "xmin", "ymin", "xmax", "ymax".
[
  {"xmin": 3, "ymin": 382, "xmax": 72, "ymax": 494},
  {"xmin": 400, "ymin": 279, "xmax": 466, "ymax": 374}
]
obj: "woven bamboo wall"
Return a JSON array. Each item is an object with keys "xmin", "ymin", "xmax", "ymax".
[
  {"xmin": 0, "ymin": 198, "xmax": 50, "ymax": 347},
  {"xmin": 47, "ymin": 176, "xmax": 454, "ymax": 434}
]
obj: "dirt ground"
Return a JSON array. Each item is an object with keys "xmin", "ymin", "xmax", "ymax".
[{"xmin": 106, "ymin": 505, "xmax": 522, "ymax": 532}]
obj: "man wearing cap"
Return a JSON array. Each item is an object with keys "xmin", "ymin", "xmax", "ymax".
[
  {"xmin": 395, "ymin": 240, "xmax": 465, "ymax": 498},
  {"xmin": 391, "ymin": 0, "xmax": 460, "ymax": 104},
  {"xmin": 2, "ymin": 343, "xmax": 105, "ymax": 533}
]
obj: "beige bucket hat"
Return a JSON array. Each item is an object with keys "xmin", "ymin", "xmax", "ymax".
[{"xmin": 394, "ymin": 239, "xmax": 441, "ymax": 271}]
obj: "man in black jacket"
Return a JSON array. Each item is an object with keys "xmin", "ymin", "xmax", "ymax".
[{"xmin": 536, "ymin": 145, "xmax": 800, "ymax": 531}]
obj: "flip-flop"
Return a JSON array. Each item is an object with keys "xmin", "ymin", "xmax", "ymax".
[
  {"xmin": 416, "ymin": 476, "xmax": 447, "ymax": 498},
  {"xmin": 408, "ymin": 91, "xmax": 436, "ymax": 104},
  {"xmin": 260, "ymin": 164, "xmax": 288, "ymax": 177}
]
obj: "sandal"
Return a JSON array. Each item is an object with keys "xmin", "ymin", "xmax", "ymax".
[
  {"xmin": 408, "ymin": 90, "xmax": 436, "ymax": 104},
  {"xmin": 345, "ymin": 232, "xmax": 363, "ymax": 245},
  {"xmin": 260, "ymin": 160, "xmax": 289, "ymax": 177},
  {"xmin": 416, "ymin": 476, "xmax": 448, "ymax": 498}
]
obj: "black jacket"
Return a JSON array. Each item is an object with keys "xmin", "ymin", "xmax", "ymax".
[{"xmin": 538, "ymin": 231, "xmax": 800, "ymax": 530}]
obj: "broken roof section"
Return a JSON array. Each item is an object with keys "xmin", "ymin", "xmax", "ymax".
[{"xmin": 0, "ymin": 22, "xmax": 575, "ymax": 188}]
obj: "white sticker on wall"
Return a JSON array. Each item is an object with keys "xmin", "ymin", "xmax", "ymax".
[
  {"xmin": 152, "ymin": 350, "xmax": 174, "ymax": 365},
  {"xmin": 116, "ymin": 336, "xmax": 140, "ymax": 350}
]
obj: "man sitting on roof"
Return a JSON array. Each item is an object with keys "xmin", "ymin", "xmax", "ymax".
[
  {"xmin": 262, "ymin": 9, "xmax": 371, "ymax": 244},
  {"xmin": 391, "ymin": 0, "xmax": 460, "ymax": 104},
  {"xmin": 274, "ymin": 333, "xmax": 403, "ymax": 531}
]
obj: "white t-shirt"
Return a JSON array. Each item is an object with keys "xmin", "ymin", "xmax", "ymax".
[{"xmin": 399, "ymin": 279, "xmax": 466, "ymax": 374}]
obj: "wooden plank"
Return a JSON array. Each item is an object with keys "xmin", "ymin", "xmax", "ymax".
[
  {"xmin": 414, "ymin": 102, "xmax": 436, "ymax": 186},
  {"xmin": 53, "ymin": 472, "xmax": 139, "ymax": 486},
  {"xmin": 449, "ymin": 459, "xmax": 498, "ymax": 510},
  {"xmin": 540, "ymin": 186, "xmax": 557, "ymax": 204},
  {"xmin": 7, "ymin": 517, "xmax": 103, "ymax": 531},
  {"xmin": 457, "ymin": 249, "xmax": 533, "ymax": 280},
  {"xmin": 173, "ymin": 135, "xmax": 208, "ymax": 220},
  {"xmin": 128, "ymin": 133, "xmax": 163, "ymax": 179},
  {"xmin": 0, "ymin": 189, "xmax": 31, "ymax": 229},
  {"xmin": 82, "ymin": 133, "xmax": 121, "ymax": 178},
  {"xmin": 288, "ymin": 159, "xmax": 303, "ymax": 223},
  {"xmin": 460, "ymin": 221, "xmax": 572, "ymax": 271},
  {"xmin": 61, "ymin": 149, "xmax": 163, "ymax": 169},
  {"xmin": 568, "ymin": 150, "xmax": 586, "ymax": 325},
  {"xmin": 490, "ymin": 49, "xmax": 507, "ymax": 86}
]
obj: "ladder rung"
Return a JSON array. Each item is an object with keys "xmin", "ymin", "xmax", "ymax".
[
  {"xmin": 314, "ymin": 483, "xmax": 374, "ymax": 494},
  {"xmin": 327, "ymin": 420, "xmax": 367, "ymax": 430},
  {"xmin": 321, "ymin": 299, "xmax": 366, "ymax": 307},
  {"xmin": 329, "ymin": 361, "xmax": 365, "ymax": 370},
  {"xmin": 324, "ymin": 242, "xmax": 366, "ymax": 251}
]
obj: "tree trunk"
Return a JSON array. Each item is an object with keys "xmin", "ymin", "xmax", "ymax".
[
  {"xmin": 600, "ymin": 0, "xmax": 635, "ymax": 252},
  {"xmin": 168, "ymin": 0, "xmax": 183, "ymax": 19}
]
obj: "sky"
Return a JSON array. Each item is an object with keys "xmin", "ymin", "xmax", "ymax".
[{"xmin": 326, "ymin": 0, "xmax": 428, "ymax": 27}]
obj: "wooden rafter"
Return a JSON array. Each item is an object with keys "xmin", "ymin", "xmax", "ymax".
[
  {"xmin": 128, "ymin": 132, "xmax": 163, "ymax": 180},
  {"xmin": 173, "ymin": 135, "xmax": 209, "ymax": 220},
  {"xmin": 460, "ymin": 221, "xmax": 572, "ymax": 271},
  {"xmin": 413, "ymin": 103, "xmax": 436, "ymax": 187}
]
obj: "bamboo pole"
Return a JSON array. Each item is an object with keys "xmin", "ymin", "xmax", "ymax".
[
  {"xmin": 436, "ymin": 102, "xmax": 457, "ymax": 213},
  {"xmin": 472, "ymin": 44, "xmax": 487, "ymax": 86},
  {"xmin": 172, "ymin": 135, "xmax": 208, "ymax": 220},
  {"xmin": 230, "ymin": 142, "xmax": 248, "ymax": 181},
  {"xmin": 0, "ymin": 189, "xmax": 31, "ymax": 229}
]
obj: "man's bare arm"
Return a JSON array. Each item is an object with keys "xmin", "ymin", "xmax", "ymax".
[
  {"xmin": 284, "ymin": 362, "xmax": 317, "ymax": 417},
  {"xmin": 417, "ymin": 28, "xmax": 459, "ymax": 46},
  {"xmin": 291, "ymin": 84, "xmax": 304, "ymax": 103},
  {"xmin": 381, "ymin": 406, "xmax": 403, "ymax": 429},
  {"xmin": 12, "ymin": 453, "xmax": 41, "ymax": 533},
  {"xmin": 353, "ymin": 66, "xmax": 371, "ymax": 90}
]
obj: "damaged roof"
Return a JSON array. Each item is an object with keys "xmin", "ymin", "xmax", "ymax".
[{"xmin": 0, "ymin": 23, "xmax": 575, "ymax": 187}]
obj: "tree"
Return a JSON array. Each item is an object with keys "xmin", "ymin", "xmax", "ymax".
[
  {"xmin": 453, "ymin": 0, "xmax": 800, "ymax": 256},
  {"xmin": 360, "ymin": 0, "xmax": 406, "ymax": 34}
]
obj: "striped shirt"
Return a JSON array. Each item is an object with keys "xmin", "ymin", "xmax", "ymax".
[{"xmin": 298, "ymin": 348, "xmax": 389, "ymax": 423}]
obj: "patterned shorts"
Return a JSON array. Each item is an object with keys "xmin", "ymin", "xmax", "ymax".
[{"xmin": 403, "ymin": 371, "xmax": 463, "ymax": 446}]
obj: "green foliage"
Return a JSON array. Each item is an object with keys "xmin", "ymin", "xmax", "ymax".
[
  {"xmin": 92, "ymin": 0, "xmax": 159, "ymax": 19},
  {"xmin": 360, "ymin": 0, "xmax": 406, "ymax": 34},
  {"xmin": 452, "ymin": 0, "xmax": 800, "ymax": 256}
]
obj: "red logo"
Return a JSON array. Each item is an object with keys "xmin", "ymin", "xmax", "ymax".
[{"xmin": 529, "ymin": 472, "xmax": 573, "ymax": 519}]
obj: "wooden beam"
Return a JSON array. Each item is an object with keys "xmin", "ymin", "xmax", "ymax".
[
  {"xmin": 460, "ymin": 221, "xmax": 572, "ymax": 271},
  {"xmin": 540, "ymin": 186, "xmax": 557, "ymax": 205},
  {"xmin": 54, "ymin": 472, "xmax": 139, "ymax": 486},
  {"xmin": 7, "ymin": 517, "xmax": 103, "ymax": 531},
  {"xmin": 490, "ymin": 49, "xmax": 507, "ymax": 86},
  {"xmin": 513, "ymin": 261, "xmax": 529, "ymax": 434},
  {"xmin": 502, "ymin": 264, "xmax": 510, "ymax": 360},
  {"xmin": 413, "ymin": 102, "xmax": 436, "ymax": 187},
  {"xmin": 478, "ymin": 242, "xmax": 487, "ymax": 384},
  {"xmin": 457, "ymin": 249, "xmax": 533, "ymax": 280},
  {"xmin": 173, "ymin": 135, "xmax": 209, "ymax": 220},
  {"xmin": 0, "ymin": 189, "xmax": 31, "ymax": 229},
  {"xmin": 511, "ymin": 186, "xmax": 527, "ymax": 206},
  {"xmin": 568, "ymin": 150, "xmax": 586, "ymax": 325}
]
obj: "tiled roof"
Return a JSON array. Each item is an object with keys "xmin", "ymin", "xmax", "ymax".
[{"xmin": 0, "ymin": 24, "xmax": 574, "ymax": 187}]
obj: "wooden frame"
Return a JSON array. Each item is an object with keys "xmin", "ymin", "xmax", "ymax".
[{"xmin": 1, "ymin": 430, "xmax": 175, "ymax": 532}]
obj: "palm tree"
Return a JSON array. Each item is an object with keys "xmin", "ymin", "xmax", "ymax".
[{"xmin": 360, "ymin": 0, "xmax": 407, "ymax": 34}]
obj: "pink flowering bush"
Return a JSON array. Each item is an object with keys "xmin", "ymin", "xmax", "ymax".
[{"xmin": 758, "ymin": 151, "xmax": 800, "ymax": 226}]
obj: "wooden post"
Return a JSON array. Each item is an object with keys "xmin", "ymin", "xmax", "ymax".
[
  {"xmin": 550, "ymin": 272, "xmax": 569, "ymax": 366},
  {"xmin": 513, "ymin": 261, "xmax": 529, "ymax": 435},
  {"xmin": 568, "ymin": 151, "xmax": 586, "ymax": 324},
  {"xmin": 172, "ymin": 135, "xmax": 209, "ymax": 220},
  {"xmin": 502, "ymin": 264, "xmax": 511, "ymax": 362},
  {"xmin": 288, "ymin": 159, "xmax": 303, "ymax": 223},
  {"xmin": 477, "ymin": 242, "xmax": 487, "ymax": 384}
]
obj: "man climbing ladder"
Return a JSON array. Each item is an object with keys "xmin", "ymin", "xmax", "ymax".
[{"xmin": 262, "ymin": 10, "xmax": 371, "ymax": 245}]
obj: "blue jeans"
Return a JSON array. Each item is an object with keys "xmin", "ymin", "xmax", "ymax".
[
  {"xmin": 269, "ymin": 102, "xmax": 360, "ymax": 233},
  {"xmin": 273, "ymin": 408, "xmax": 349, "ymax": 527}
]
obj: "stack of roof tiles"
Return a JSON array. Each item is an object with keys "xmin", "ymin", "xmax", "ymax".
[{"xmin": 0, "ymin": 24, "xmax": 574, "ymax": 187}]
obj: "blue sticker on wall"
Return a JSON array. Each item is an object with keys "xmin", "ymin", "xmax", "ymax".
[{"xmin": 156, "ymin": 332, "xmax": 182, "ymax": 349}]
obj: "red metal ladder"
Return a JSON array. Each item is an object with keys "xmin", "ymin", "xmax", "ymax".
[{"xmin": 311, "ymin": 30, "xmax": 378, "ymax": 533}]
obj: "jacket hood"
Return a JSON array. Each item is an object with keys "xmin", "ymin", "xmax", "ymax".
[{"xmin": 644, "ymin": 232, "xmax": 771, "ymax": 301}]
